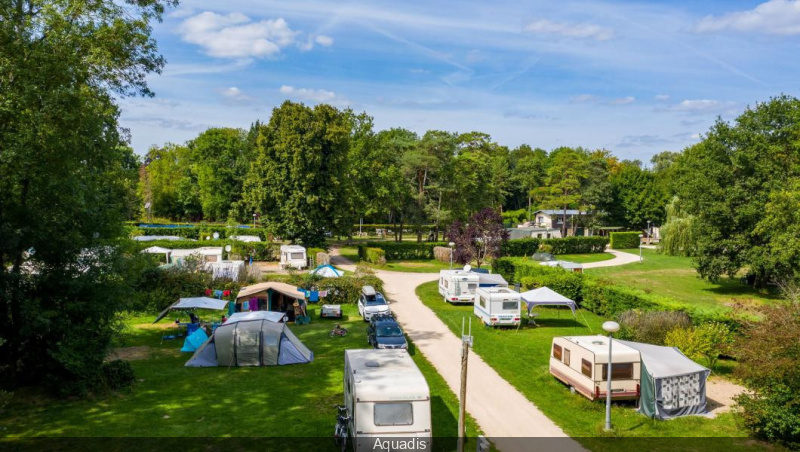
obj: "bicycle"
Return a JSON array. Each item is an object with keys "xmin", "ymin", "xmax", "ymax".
[
  {"xmin": 334, "ymin": 405, "xmax": 351, "ymax": 452},
  {"xmin": 329, "ymin": 324, "xmax": 348, "ymax": 337}
]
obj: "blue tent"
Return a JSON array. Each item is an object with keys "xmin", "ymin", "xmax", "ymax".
[
  {"xmin": 181, "ymin": 327, "xmax": 209, "ymax": 353},
  {"xmin": 309, "ymin": 264, "xmax": 343, "ymax": 278}
]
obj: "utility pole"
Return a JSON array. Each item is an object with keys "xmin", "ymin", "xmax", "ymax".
[{"xmin": 458, "ymin": 317, "xmax": 473, "ymax": 452}]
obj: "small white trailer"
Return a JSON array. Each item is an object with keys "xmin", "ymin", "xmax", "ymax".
[
  {"xmin": 473, "ymin": 287, "xmax": 521, "ymax": 327},
  {"xmin": 438, "ymin": 268, "xmax": 480, "ymax": 304},
  {"xmin": 279, "ymin": 245, "xmax": 307, "ymax": 270},
  {"xmin": 343, "ymin": 349, "xmax": 432, "ymax": 450},
  {"xmin": 549, "ymin": 336, "xmax": 642, "ymax": 401}
]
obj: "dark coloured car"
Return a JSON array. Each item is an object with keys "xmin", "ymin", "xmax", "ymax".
[{"xmin": 367, "ymin": 314, "xmax": 408, "ymax": 350}]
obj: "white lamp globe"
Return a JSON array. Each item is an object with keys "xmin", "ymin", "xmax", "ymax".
[{"xmin": 602, "ymin": 321, "xmax": 620, "ymax": 333}]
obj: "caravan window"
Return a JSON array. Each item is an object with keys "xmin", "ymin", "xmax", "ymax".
[
  {"xmin": 563, "ymin": 349, "xmax": 570, "ymax": 366},
  {"xmin": 502, "ymin": 301, "xmax": 518, "ymax": 311},
  {"xmin": 552, "ymin": 344, "xmax": 562, "ymax": 360},
  {"xmin": 601, "ymin": 363, "xmax": 634, "ymax": 380},
  {"xmin": 467, "ymin": 283, "xmax": 477, "ymax": 294},
  {"xmin": 374, "ymin": 402, "xmax": 413, "ymax": 426},
  {"xmin": 290, "ymin": 252, "xmax": 304, "ymax": 260},
  {"xmin": 581, "ymin": 359, "xmax": 592, "ymax": 377}
]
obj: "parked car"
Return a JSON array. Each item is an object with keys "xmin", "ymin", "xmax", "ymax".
[
  {"xmin": 367, "ymin": 314, "xmax": 408, "ymax": 349},
  {"xmin": 357, "ymin": 285, "xmax": 390, "ymax": 322}
]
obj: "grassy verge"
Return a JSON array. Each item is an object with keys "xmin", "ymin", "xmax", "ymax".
[
  {"xmin": 588, "ymin": 249, "xmax": 779, "ymax": 311},
  {"xmin": 0, "ymin": 304, "xmax": 480, "ymax": 441},
  {"xmin": 555, "ymin": 253, "xmax": 615, "ymax": 264},
  {"xmin": 415, "ymin": 281, "xmax": 753, "ymax": 443}
]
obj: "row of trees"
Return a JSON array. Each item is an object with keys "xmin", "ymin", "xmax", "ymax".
[{"xmin": 139, "ymin": 105, "xmax": 675, "ymax": 245}]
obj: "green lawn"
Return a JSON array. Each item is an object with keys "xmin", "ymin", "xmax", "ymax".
[
  {"xmin": 415, "ymin": 281, "xmax": 758, "ymax": 447},
  {"xmin": 588, "ymin": 249, "xmax": 779, "ymax": 313},
  {"xmin": 556, "ymin": 253, "xmax": 615, "ymax": 264},
  {"xmin": 0, "ymin": 305, "xmax": 480, "ymax": 446}
]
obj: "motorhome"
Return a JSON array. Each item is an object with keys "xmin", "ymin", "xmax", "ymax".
[
  {"xmin": 473, "ymin": 287, "xmax": 521, "ymax": 327},
  {"xmin": 549, "ymin": 336, "xmax": 642, "ymax": 401},
  {"xmin": 279, "ymin": 245, "xmax": 307, "ymax": 270},
  {"xmin": 438, "ymin": 268, "xmax": 480, "ymax": 304},
  {"xmin": 343, "ymin": 349, "xmax": 432, "ymax": 450}
]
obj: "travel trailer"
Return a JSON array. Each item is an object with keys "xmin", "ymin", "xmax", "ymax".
[
  {"xmin": 473, "ymin": 287, "xmax": 521, "ymax": 327},
  {"xmin": 343, "ymin": 349, "xmax": 432, "ymax": 450},
  {"xmin": 438, "ymin": 268, "xmax": 480, "ymax": 304},
  {"xmin": 279, "ymin": 245, "xmax": 307, "ymax": 270},
  {"xmin": 549, "ymin": 336, "xmax": 642, "ymax": 401},
  {"xmin": 170, "ymin": 247, "xmax": 223, "ymax": 264}
]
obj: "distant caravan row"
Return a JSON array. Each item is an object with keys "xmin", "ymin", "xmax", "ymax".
[{"xmin": 438, "ymin": 267, "xmax": 521, "ymax": 327}]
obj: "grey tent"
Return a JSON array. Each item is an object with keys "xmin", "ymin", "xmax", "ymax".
[
  {"xmin": 153, "ymin": 297, "xmax": 230, "ymax": 323},
  {"xmin": 185, "ymin": 319, "xmax": 313, "ymax": 367},
  {"xmin": 519, "ymin": 287, "xmax": 577, "ymax": 317},
  {"xmin": 618, "ymin": 340, "xmax": 710, "ymax": 420}
]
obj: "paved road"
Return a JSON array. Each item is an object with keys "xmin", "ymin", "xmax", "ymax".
[{"xmin": 583, "ymin": 249, "xmax": 642, "ymax": 268}]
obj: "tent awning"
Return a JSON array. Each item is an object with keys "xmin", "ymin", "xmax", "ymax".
[
  {"xmin": 478, "ymin": 273, "xmax": 507, "ymax": 286},
  {"xmin": 617, "ymin": 340, "xmax": 709, "ymax": 378},
  {"xmin": 519, "ymin": 286, "xmax": 577, "ymax": 316},
  {"xmin": 153, "ymin": 297, "xmax": 230, "ymax": 323},
  {"xmin": 236, "ymin": 282, "xmax": 305, "ymax": 301},
  {"xmin": 141, "ymin": 246, "xmax": 172, "ymax": 254}
]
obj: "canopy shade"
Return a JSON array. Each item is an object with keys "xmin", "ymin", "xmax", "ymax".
[
  {"xmin": 141, "ymin": 246, "xmax": 172, "ymax": 254},
  {"xmin": 237, "ymin": 282, "xmax": 304, "ymax": 301},
  {"xmin": 519, "ymin": 287, "xmax": 577, "ymax": 316},
  {"xmin": 153, "ymin": 297, "xmax": 230, "ymax": 323}
]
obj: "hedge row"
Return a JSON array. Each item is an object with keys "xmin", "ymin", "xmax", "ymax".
[
  {"xmin": 610, "ymin": 231, "xmax": 641, "ymax": 249},
  {"xmin": 364, "ymin": 248, "xmax": 386, "ymax": 264},
  {"xmin": 358, "ymin": 242, "xmax": 449, "ymax": 260},
  {"xmin": 229, "ymin": 242, "xmax": 280, "ymax": 261},
  {"xmin": 132, "ymin": 226, "xmax": 270, "ymax": 241},
  {"xmin": 500, "ymin": 236, "xmax": 608, "ymax": 256},
  {"xmin": 493, "ymin": 257, "xmax": 741, "ymax": 327}
]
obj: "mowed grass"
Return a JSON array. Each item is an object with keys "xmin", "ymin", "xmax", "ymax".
[
  {"xmin": 0, "ymin": 304, "xmax": 480, "ymax": 445},
  {"xmin": 415, "ymin": 281, "xmax": 756, "ymax": 447},
  {"xmin": 588, "ymin": 249, "xmax": 780, "ymax": 312},
  {"xmin": 555, "ymin": 253, "xmax": 614, "ymax": 264}
]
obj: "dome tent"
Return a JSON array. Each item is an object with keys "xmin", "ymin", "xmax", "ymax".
[{"xmin": 185, "ymin": 318, "xmax": 313, "ymax": 367}]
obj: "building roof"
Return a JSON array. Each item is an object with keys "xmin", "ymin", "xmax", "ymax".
[
  {"xmin": 559, "ymin": 336, "xmax": 640, "ymax": 363},
  {"xmin": 533, "ymin": 210, "xmax": 587, "ymax": 216},
  {"xmin": 346, "ymin": 349, "xmax": 429, "ymax": 402},
  {"xmin": 236, "ymin": 281, "xmax": 305, "ymax": 301}
]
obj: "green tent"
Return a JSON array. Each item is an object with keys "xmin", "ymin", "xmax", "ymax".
[{"xmin": 619, "ymin": 340, "xmax": 710, "ymax": 420}]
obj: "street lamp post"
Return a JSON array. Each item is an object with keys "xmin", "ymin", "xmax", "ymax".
[
  {"xmin": 638, "ymin": 234, "xmax": 644, "ymax": 262},
  {"xmin": 253, "ymin": 213, "xmax": 257, "ymax": 228},
  {"xmin": 646, "ymin": 220, "xmax": 651, "ymax": 244},
  {"xmin": 448, "ymin": 242, "xmax": 455, "ymax": 269},
  {"xmin": 603, "ymin": 321, "xmax": 620, "ymax": 431}
]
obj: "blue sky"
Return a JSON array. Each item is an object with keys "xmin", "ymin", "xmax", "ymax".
[{"xmin": 119, "ymin": 0, "xmax": 800, "ymax": 162}]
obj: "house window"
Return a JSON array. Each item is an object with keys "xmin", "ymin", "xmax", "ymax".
[
  {"xmin": 582, "ymin": 359, "xmax": 592, "ymax": 377},
  {"xmin": 601, "ymin": 363, "xmax": 634, "ymax": 380},
  {"xmin": 552, "ymin": 344, "xmax": 562, "ymax": 360},
  {"xmin": 563, "ymin": 349, "xmax": 571, "ymax": 366}
]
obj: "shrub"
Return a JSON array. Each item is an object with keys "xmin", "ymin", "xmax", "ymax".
[
  {"xmin": 520, "ymin": 270, "xmax": 583, "ymax": 302},
  {"xmin": 500, "ymin": 238, "xmax": 541, "ymax": 257},
  {"xmin": 617, "ymin": 310, "xmax": 692, "ymax": 345},
  {"xmin": 433, "ymin": 246, "xmax": 452, "ymax": 263},
  {"xmin": 358, "ymin": 242, "xmax": 447, "ymax": 260},
  {"xmin": 101, "ymin": 360, "xmax": 136, "ymax": 391},
  {"xmin": 609, "ymin": 231, "xmax": 641, "ymax": 249},
  {"xmin": 230, "ymin": 242, "xmax": 279, "ymax": 261},
  {"xmin": 664, "ymin": 322, "xmax": 732, "ymax": 369},
  {"xmin": 364, "ymin": 248, "xmax": 386, "ymax": 265},
  {"xmin": 315, "ymin": 252, "xmax": 330, "ymax": 266},
  {"xmin": 286, "ymin": 273, "xmax": 384, "ymax": 305},
  {"xmin": 0, "ymin": 390, "xmax": 12, "ymax": 410},
  {"xmin": 499, "ymin": 236, "xmax": 608, "ymax": 257}
]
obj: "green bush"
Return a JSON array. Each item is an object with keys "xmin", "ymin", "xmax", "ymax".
[
  {"xmin": 101, "ymin": 360, "xmax": 136, "ymax": 391},
  {"xmin": 286, "ymin": 273, "xmax": 384, "ymax": 305},
  {"xmin": 364, "ymin": 247, "xmax": 386, "ymax": 265},
  {"xmin": 519, "ymin": 270, "xmax": 583, "ymax": 302},
  {"xmin": 357, "ymin": 242, "xmax": 448, "ymax": 260},
  {"xmin": 617, "ymin": 310, "xmax": 692, "ymax": 345},
  {"xmin": 736, "ymin": 386, "xmax": 800, "ymax": 448},
  {"xmin": 500, "ymin": 238, "xmax": 541, "ymax": 256},
  {"xmin": 664, "ymin": 322, "xmax": 732, "ymax": 369},
  {"xmin": 499, "ymin": 236, "xmax": 608, "ymax": 257},
  {"xmin": 610, "ymin": 231, "xmax": 641, "ymax": 249},
  {"xmin": 230, "ymin": 242, "xmax": 279, "ymax": 261}
]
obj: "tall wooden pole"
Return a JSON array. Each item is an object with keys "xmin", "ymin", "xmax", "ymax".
[{"xmin": 458, "ymin": 317, "xmax": 472, "ymax": 452}]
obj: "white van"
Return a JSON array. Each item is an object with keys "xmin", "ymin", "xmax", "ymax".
[
  {"xmin": 473, "ymin": 287, "xmax": 521, "ymax": 327},
  {"xmin": 343, "ymin": 349, "xmax": 432, "ymax": 450},
  {"xmin": 549, "ymin": 336, "xmax": 641, "ymax": 401},
  {"xmin": 438, "ymin": 269, "xmax": 480, "ymax": 304},
  {"xmin": 279, "ymin": 245, "xmax": 307, "ymax": 270}
]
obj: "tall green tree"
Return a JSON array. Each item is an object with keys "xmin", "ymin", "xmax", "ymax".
[
  {"xmin": 239, "ymin": 101, "xmax": 350, "ymax": 246},
  {"xmin": 535, "ymin": 147, "xmax": 589, "ymax": 236},
  {"xmin": 0, "ymin": 0, "xmax": 176, "ymax": 392},
  {"xmin": 674, "ymin": 95, "xmax": 800, "ymax": 283},
  {"xmin": 187, "ymin": 128, "xmax": 250, "ymax": 221},
  {"xmin": 606, "ymin": 161, "xmax": 668, "ymax": 230}
]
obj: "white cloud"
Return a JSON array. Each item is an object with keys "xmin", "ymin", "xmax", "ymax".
[
  {"xmin": 670, "ymin": 99, "xmax": 721, "ymax": 112},
  {"xmin": 220, "ymin": 87, "xmax": 254, "ymax": 105},
  {"xmin": 610, "ymin": 96, "xmax": 635, "ymax": 105},
  {"xmin": 177, "ymin": 12, "xmax": 300, "ymax": 58},
  {"xmin": 523, "ymin": 19, "xmax": 614, "ymax": 41},
  {"xmin": 315, "ymin": 35, "xmax": 334, "ymax": 46},
  {"xmin": 655, "ymin": 94, "xmax": 670, "ymax": 101},
  {"xmin": 694, "ymin": 0, "xmax": 800, "ymax": 35},
  {"xmin": 279, "ymin": 85, "xmax": 349, "ymax": 105},
  {"xmin": 570, "ymin": 94, "xmax": 599, "ymax": 103}
]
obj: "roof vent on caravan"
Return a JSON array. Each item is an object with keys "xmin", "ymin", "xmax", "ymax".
[{"xmin": 365, "ymin": 361, "xmax": 381, "ymax": 368}]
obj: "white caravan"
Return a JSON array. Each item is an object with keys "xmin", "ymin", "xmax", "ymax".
[
  {"xmin": 343, "ymin": 349, "xmax": 432, "ymax": 450},
  {"xmin": 438, "ymin": 268, "xmax": 480, "ymax": 304},
  {"xmin": 473, "ymin": 287, "xmax": 521, "ymax": 327},
  {"xmin": 279, "ymin": 245, "xmax": 307, "ymax": 270},
  {"xmin": 549, "ymin": 336, "xmax": 641, "ymax": 401}
]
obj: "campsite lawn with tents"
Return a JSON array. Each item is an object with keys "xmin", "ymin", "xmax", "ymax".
[
  {"xmin": 0, "ymin": 304, "xmax": 481, "ymax": 445},
  {"xmin": 414, "ymin": 281, "xmax": 757, "ymax": 444}
]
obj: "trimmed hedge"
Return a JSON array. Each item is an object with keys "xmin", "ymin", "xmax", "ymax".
[
  {"xmin": 358, "ymin": 242, "xmax": 448, "ymax": 260},
  {"xmin": 500, "ymin": 236, "xmax": 608, "ymax": 256},
  {"xmin": 132, "ymin": 226, "xmax": 270, "ymax": 241},
  {"xmin": 132, "ymin": 239, "xmax": 230, "ymax": 251},
  {"xmin": 364, "ymin": 248, "xmax": 386, "ymax": 265},
  {"xmin": 229, "ymin": 242, "xmax": 280, "ymax": 261},
  {"xmin": 492, "ymin": 257, "xmax": 742, "ymax": 328},
  {"xmin": 610, "ymin": 232, "xmax": 640, "ymax": 249}
]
